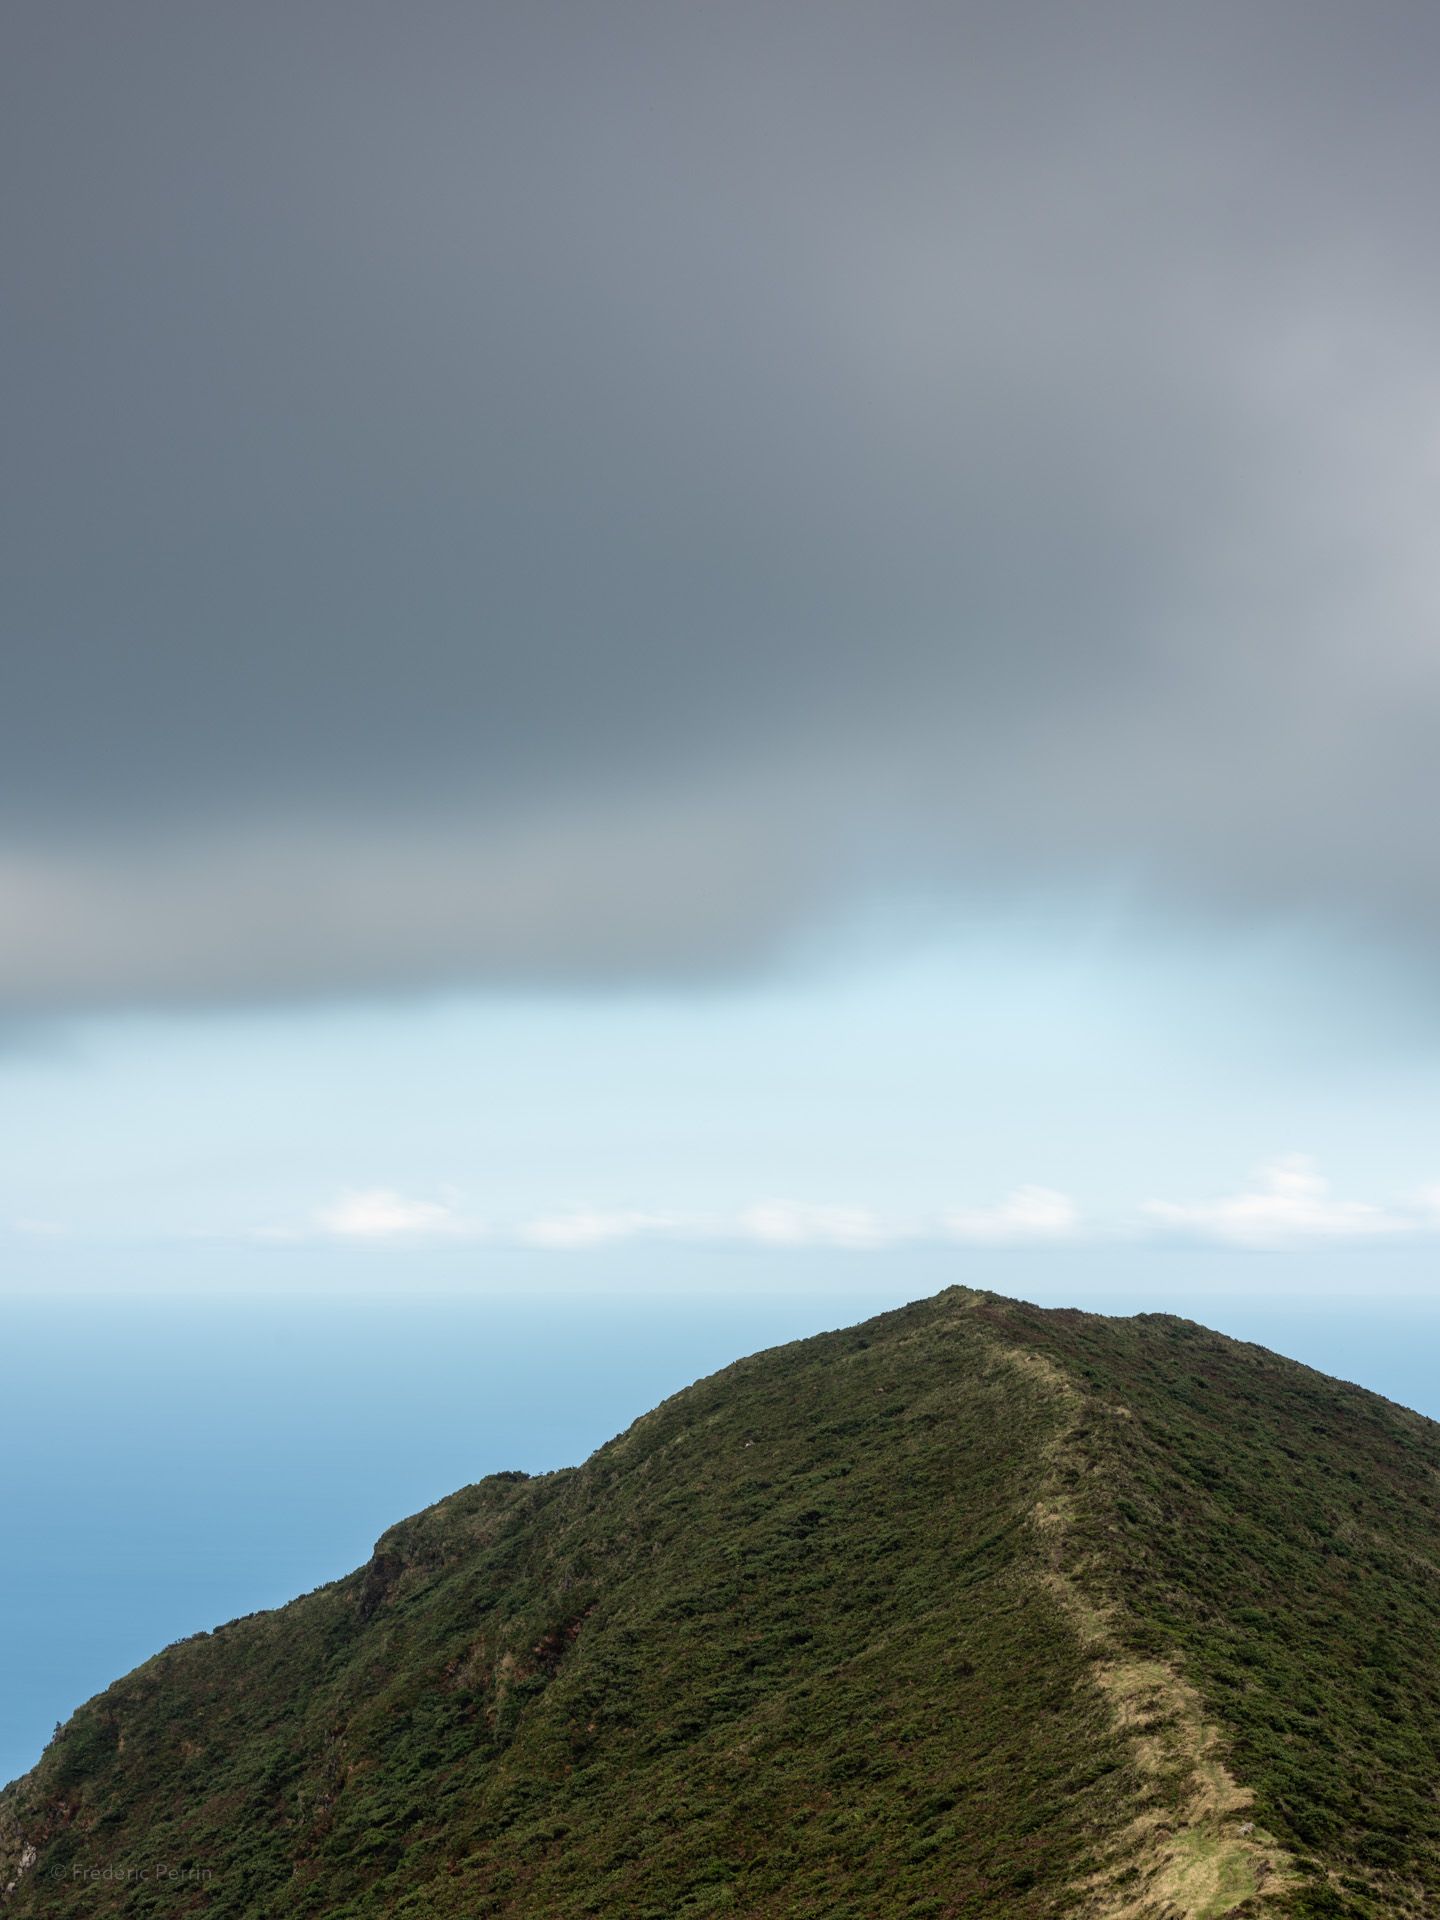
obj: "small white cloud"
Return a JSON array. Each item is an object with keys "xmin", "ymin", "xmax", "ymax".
[
  {"xmin": 516, "ymin": 1209, "xmax": 679, "ymax": 1250},
  {"xmin": 314, "ymin": 1188, "xmax": 468, "ymax": 1241},
  {"xmin": 735, "ymin": 1202, "xmax": 899, "ymax": 1249},
  {"xmin": 1143, "ymin": 1155, "xmax": 1403, "ymax": 1250},
  {"xmin": 943, "ymin": 1186, "xmax": 1081, "ymax": 1245}
]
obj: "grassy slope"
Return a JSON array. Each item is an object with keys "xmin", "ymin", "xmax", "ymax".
[
  {"xmin": 2, "ymin": 1289, "xmax": 1437, "ymax": 1919},
  {"xmin": 998, "ymin": 1298, "xmax": 1440, "ymax": 1918}
]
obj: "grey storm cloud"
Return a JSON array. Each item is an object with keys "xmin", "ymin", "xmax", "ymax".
[{"xmin": 4, "ymin": 0, "xmax": 1440, "ymax": 1008}]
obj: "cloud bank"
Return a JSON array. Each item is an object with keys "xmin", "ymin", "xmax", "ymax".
[
  {"xmin": 1143, "ymin": 1155, "xmax": 1409, "ymax": 1250},
  {"xmin": 285, "ymin": 1163, "xmax": 1440, "ymax": 1253},
  {"xmin": 7, "ymin": 4, "xmax": 1440, "ymax": 1009},
  {"xmin": 312, "ymin": 1189, "xmax": 471, "ymax": 1241}
]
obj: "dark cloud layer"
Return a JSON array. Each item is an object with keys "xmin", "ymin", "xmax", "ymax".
[{"xmin": 5, "ymin": 2, "xmax": 1440, "ymax": 1007}]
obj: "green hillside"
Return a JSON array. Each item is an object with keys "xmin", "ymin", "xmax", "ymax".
[{"xmin": 3, "ymin": 1289, "xmax": 1437, "ymax": 1919}]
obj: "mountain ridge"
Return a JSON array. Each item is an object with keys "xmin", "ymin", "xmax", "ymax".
[{"xmin": 3, "ymin": 1287, "xmax": 1437, "ymax": 1919}]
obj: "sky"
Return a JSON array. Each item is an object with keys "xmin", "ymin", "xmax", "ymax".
[
  {"xmin": 4, "ymin": 0, "xmax": 1440, "ymax": 1263},
  {"xmin": 4, "ymin": 924, "xmax": 1440, "ymax": 1267},
  {"xmin": 4, "ymin": 0, "xmax": 1440, "ymax": 1785}
]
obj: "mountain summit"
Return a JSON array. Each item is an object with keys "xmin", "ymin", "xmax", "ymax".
[{"xmin": 3, "ymin": 1289, "xmax": 1437, "ymax": 1918}]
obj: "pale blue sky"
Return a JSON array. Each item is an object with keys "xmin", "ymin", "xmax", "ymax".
[{"xmin": 5, "ymin": 907, "xmax": 1439, "ymax": 1280}]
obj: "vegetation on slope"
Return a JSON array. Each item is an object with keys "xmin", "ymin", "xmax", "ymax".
[
  {"xmin": 990, "ymin": 1299, "xmax": 1440, "ymax": 1918},
  {"xmin": 2, "ymin": 1289, "xmax": 1437, "ymax": 1920}
]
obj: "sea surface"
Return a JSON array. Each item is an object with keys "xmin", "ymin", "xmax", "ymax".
[{"xmin": 4, "ymin": 1249, "xmax": 1438, "ymax": 1788}]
